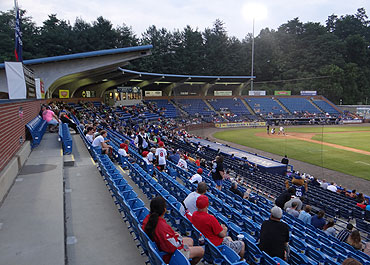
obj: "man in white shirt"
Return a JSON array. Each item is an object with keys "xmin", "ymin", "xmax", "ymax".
[
  {"xmin": 142, "ymin": 151, "xmax": 151, "ymax": 165},
  {"xmin": 177, "ymin": 155, "xmax": 188, "ymax": 171},
  {"xmin": 85, "ymin": 126, "xmax": 94, "ymax": 143},
  {"xmin": 92, "ymin": 130, "xmax": 112, "ymax": 154},
  {"xmin": 155, "ymin": 141, "xmax": 167, "ymax": 171},
  {"xmin": 118, "ymin": 143, "xmax": 128, "ymax": 157},
  {"xmin": 327, "ymin": 182, "xmax": 338, "ymax": 192},
  {"xmin": 189, "ymin": 168, "xmax": 203, "ymax": 184},
  {"xmin": 180, "ymin": 182, "xmax": 207, "ymax": 216}
]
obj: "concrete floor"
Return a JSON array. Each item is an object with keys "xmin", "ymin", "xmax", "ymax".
[{"xmin": 0, "ymin": 133, "xmax": 65, "ymax": 265}]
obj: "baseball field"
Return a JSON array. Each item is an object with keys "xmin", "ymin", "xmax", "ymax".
[{"xmin": 213, "ymin": 125, "xmax": 370, "ymax": 181}]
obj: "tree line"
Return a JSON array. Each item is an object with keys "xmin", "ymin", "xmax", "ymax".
[{"xmin": 0, "ymin": 8, "xmax": 369, "ymax": 104}]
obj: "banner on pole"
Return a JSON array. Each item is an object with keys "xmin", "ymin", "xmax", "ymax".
[{"xmin": 5, "ymin": 62, "xmax": 26, "ymax": 99}]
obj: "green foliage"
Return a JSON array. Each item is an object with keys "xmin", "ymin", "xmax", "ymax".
[{"xmin": 0, "ymin": 8, "xmax": 369, "ymax": 103}]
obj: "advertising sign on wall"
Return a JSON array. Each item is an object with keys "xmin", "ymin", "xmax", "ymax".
[
  {"xmin": 249, "ymin": 90, "xmax": 266, "ymax": 96},
  {"xmin": 59, "ymin": 90, "xmax": 70, "ymax": 98},
  {"xmin": 300, "ymin": 91, "xmax": 317, "ymax": 96},
  {"xmin": 145, "ymin": 91, "xmax": 162, "ymax": 97},
  {"xmin": 274, "ymin": 91, "xmax": 291, "ymax": 95},
  {"xmin": 214, "ymin": 91, "xmax": 233, "ymax": 96},
  {"xmin": 215, "ymin": 121, "xmax": 266, "ymax": 128}
]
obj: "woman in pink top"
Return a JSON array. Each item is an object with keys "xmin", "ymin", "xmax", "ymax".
[{"xmin": 42, "ymin": 105, "xmax": 60, "ymax": 132}]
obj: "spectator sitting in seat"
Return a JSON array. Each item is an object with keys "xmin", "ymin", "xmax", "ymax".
[
  {"xmin": 346, "ymin": 230, "xmax": 363, "ymax": 251},
  {"xmin": 275, "ymin": 187, "xmax": 295, "ymax": 209},
  {"xmin": 259, "ymin": 206, "xmax": 290, "ymax": 260},
  {"xmin": 336, "ymin": 223, "xmax": 353, "ymax": 242},
  {"xmin": 142, "ymin": 151, "xmax": 151, "ymax": 165},
  {"xmin": 320, "ymin": 179, "xmax": 329, "ymax": 190},
  {"xmin": 310, "ymin": 177, "xmax": 321, "ymax": 187},
  {"xmin": 180, "ymin": 182, "xmax": 207, "ymax": 217},
  {"xmin": 327, "ymin": 182, "xmax": 338, "ymax": 192},
  {"xmin": 284, "ymin": 196, "xmax": 303, "ymax": 211},
  {"xmin": 189, "ymin": 168, "xmax": 203, "ymax": 184},
  {"xmin": 298, "ymin": 205, "xmax": 312, "ymax": 225},
  {"xmin": 230, "ymin": 181, "xmax": 248, "ymax": 199},
  {"xmin": 177, "ymin": 154, "xmax": 188, "ymax": 171},
  {"xmin": 323, "ymin": 219, "xmax": 336, "ymax": 237},
  {"xmin": 118, "ymin": 143, "xmax": 129, "ymax": 157},
  {"xmin": 85, "ymin": 126, "xmax": 95, "ymax": 143},
  {"xmin": 311, "ymin": 210, "xmax": 326, "ymax": 230},
  {"xmin": 191, "ymin": 195, "xmax": 245, "ymax": 260},
  {"xmin": 356, "ymin": 199, "xmax": 367, "ymax": 210},
  {"xmin": 349, "ymin": 190, "xmax": 357, "ymax": 199},
  {"xmin": 356, "ymin": 193, "xmax": 365, "ymax": 203},
  {"xmin": 92, "ymin": 130, "xmax": 112, "ymax": 155},
  {"xmin": 286, "ymin": 202, "xmax": 300, "ymax": 218},
  {"xmin": 42, "ymin": 105, "xmax": 60, "ymax": 132},
  {"xmin": 142, "ymin": 196, "xmax": 204, "ymax": 265}
]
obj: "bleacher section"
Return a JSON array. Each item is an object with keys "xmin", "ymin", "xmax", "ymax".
[
  {"xmin": 313, "ymin": 100, "xmax": 341, "ymax": 115},
  {"xmin": 68, "ymin": 105, "xmax": 370, "ymax": 265},
  {"xmin": 174, "ymin": 99, "xmax": 216, "ymax": 116},
  {"xmin": 278, "ymin": 98, "xmax": 322, "ymax": 114},
  {"xmin": 245, "ymin": 98, "xmax": 287, "ymax": 115},
  {"xmin": 149, "ymin": 99, "xmax": 180, "ymax": 118},
  {"xmin": 208, "ymin": 98, "xmax": 251, "ymax": 116}
]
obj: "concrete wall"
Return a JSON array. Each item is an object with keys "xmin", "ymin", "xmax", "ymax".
[{"xmin": 0, "ymin": 141, "xmax": 31, "ymax": 204}]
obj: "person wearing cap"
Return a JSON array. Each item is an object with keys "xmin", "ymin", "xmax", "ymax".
[
  {"xmin": 118, "ymin": 143, "xmax": 128, "ymax": 157},
  {"xmin": 181, "ymin": 182, "xmax": 208, "ymax": 216},
  {"xmin": 177, "ymin": 154, "xmax": 188, "ymax": 171},
  {"xmin": 191, "ymin": 195, "xmax": 245, "ymax": 260},
  {"xmin": 189, "ymin": 168, "xmax": 203, "ymax": 184},
  {"xmin": 142, "ymin": 151, "xmax": 151, "ymax": 165},
  {"xmin": 275, "ymin": 187, "xmax": 296, "ymax": 209},
  {"xmin": 155, "ymin": 141, "xmax": 167, "ymax": 171},
  {"xmin": 259, "ymin": 206, "xmax": 290, "ymax": 260}
]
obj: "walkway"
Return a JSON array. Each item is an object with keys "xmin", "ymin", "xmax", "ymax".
[
  {"xmin": 0, "ymin": 132, "xmax": 148, "ymax": 265},
  {"xmin": 0, "ymin": 133, "xmax": 65, "ymax": 265}
]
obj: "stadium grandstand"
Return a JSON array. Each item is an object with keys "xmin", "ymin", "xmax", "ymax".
[{"xmin": 0, "ymin": 43, "xmax": 369, "ymax": 265}]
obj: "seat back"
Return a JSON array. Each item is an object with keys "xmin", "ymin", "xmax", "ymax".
[{"xmin": 169, "ymin": 250, "xmax": 190, "ymax": 265}]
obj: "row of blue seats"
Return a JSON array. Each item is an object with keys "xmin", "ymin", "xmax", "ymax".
[
  {"xmin": 58, "ymin": 123, "xmax": 72, "ymax": 154},
  {"xmin": 26, "ymin": 115, "xmax": 47, "ymax": 148},
  {"xmin": 164, "ymin": 158, "xmax": 370, "ymax": 265}
]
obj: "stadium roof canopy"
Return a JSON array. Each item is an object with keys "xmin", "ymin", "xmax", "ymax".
[{"xmin": 0, "ymin": 44, "xmax": 254, "ymax": 98}]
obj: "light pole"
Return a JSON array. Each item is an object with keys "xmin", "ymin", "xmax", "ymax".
[
  {"xmin": 242, "ymin": 3, "xmax": 267, "ymax": 92},
  {"xmin": 251, "ymin": 18, "xmax": 255, "ymax": 91}
]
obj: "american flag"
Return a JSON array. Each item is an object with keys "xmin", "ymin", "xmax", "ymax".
[{"xmin": 14, "ymin": 0, "xmax": 23, "ymax": 62}]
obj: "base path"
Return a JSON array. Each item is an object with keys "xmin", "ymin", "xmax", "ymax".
[
  {"xmin": 190, "ymin": 127, "xmax": 370, "ymax": 194},
  {"xmin": 255, "ymin": 131, "xmax": 370, "ymax": 156}
]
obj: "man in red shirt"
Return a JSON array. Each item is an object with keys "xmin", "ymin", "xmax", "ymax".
[{"xmin": 191, "ymin": 195, "xmax": 245, "ymax": 260}]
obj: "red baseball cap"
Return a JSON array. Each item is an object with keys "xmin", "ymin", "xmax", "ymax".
[
  {"xmin": 120, "ymin": 143, "xmax": 126, "ymax": 149},
  {"xmin": 142, "ymin": 151, "xmax": 149, "ymax": 157},
  {"xmin": 197, "ymin": 168, "xmax": 203, "ymax": 174},
  {"xmin": 158, "ymin": 141, "xmax": 164, "ymax": 147},
  {"xmin": 196, "ymin": 195, "xmax": 209, "ymax": 209}
]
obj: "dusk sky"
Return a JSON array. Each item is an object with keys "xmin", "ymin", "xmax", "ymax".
[{"xmin": 1, "ymin": 0, "xmax": 369, "ymax": 39}]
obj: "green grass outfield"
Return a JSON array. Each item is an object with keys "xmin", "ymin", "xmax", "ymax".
[{"xmin": 213, "ymin": 126, "xmax": 370, "ymax": 181}]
